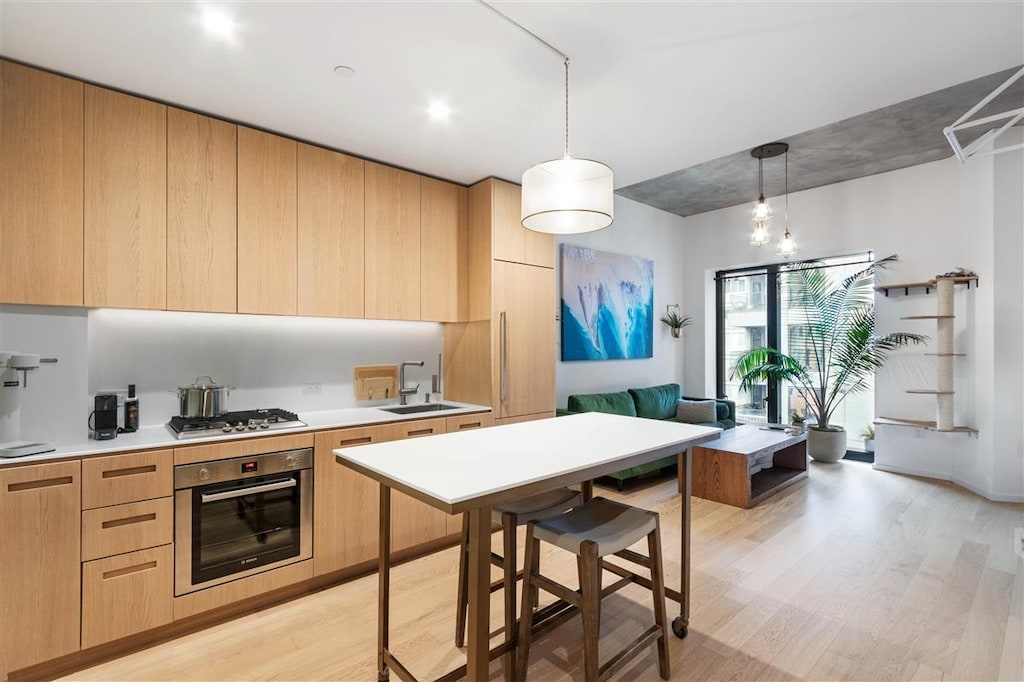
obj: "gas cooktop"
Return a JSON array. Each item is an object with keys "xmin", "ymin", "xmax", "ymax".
[{"xmin": 166, "ymin": 408, "xmax": 306, "ymax": 440}]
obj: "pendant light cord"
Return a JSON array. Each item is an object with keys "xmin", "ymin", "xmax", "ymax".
[
  {"xmin": 784, "ymin": 149, "xmax": 789, "ymax": 232},
  {"xmin": 479, "ymin": 0, "xmax": 572, "ymax": 157}
]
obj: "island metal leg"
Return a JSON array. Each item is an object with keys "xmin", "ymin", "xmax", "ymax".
[
  {"xmin": 379, "ymin": 484, "xmax": 392, "ymax": 681},
  {"xmin": 673, "ymin": 447, "xmax": 691, "ymax": 638},
  {"xmin": 466, "ymin": 504, "xmax": 492, "ymax": 680}
]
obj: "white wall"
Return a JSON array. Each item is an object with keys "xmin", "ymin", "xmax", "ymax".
[
  {"xmin": 555, "ymin": 195, "xmax": 689, "ymax": 407},
  {"xmin": 678, "ymin": 149, "xmax": 1022, "ymax": 502}
]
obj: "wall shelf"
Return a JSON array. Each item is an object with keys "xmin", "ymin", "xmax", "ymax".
[
  {"xmin": 878, "ymin": 273, "xmax": 979, "ymax": 432},
  {"xmin": 875, "ymin": 275, "xmax": 978, "ymax": 297},
  {"xmin": 875, "ymin": 417, "xmax": 977, "ymax": 434}
]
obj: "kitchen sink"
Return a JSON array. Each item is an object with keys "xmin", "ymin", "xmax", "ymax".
[{"xmin": 381, "ymin": 403, "xmax": 460, "ymax": 415}]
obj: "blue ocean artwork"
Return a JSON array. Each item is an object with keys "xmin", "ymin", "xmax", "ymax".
[{"xmin": 560, "ymin": 245, "xmax": 654, "ymax": 361}]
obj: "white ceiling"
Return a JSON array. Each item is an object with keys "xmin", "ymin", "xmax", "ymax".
[{"xmin": 2, "ymin": 1, "xmax": 1021, "ymax": 189}]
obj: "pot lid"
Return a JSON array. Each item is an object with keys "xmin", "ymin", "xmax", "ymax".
[{"xmin": 184, "ymin": 375, "xmax": 224, "ymax": 389}]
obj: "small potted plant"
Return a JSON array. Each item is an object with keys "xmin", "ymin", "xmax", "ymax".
[
  {"xmin": 660, "ymin": 310, "xmax": 692, "ymax": 338},
  {"xmin": 790, "ymin": 411, "xmax": 806, "ymax": 430},
  {"xmin": 860, "ymin": 424, "xmax": 875, "ymax": 453}
]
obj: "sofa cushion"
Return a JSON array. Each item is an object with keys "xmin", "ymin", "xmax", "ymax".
[
  {"xmin": 567, "ymin": 391, "xmax": 637, "ymax": 417},
  {"xmin": 676, "ymin": 398, "xmax": 716, "ymax": 424},
  {"xmin": 628, "ymin": 383, "xmax": 680, "ymax": 420},
  {"xmin": 716, "ymin": 401, "xmax": 731, "ymax": 422}
]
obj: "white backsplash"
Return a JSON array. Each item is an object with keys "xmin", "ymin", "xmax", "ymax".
[
  {"xmin": 0, "ymin": 305, "xmax": 90, "ymax": 445},
  {"xmin": 88, "ymin": 309, "xmax": 444, "ymax": 427},
  {"xmin": 1, "ymin": 304, "xmax": 444, "ymax": 444}
]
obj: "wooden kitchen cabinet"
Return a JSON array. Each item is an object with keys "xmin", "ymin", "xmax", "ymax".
[
  {"xmin": 81, "ymin": 544, "xmax": 173, "ymax": 648},
  {"xmin": 0, "ymin": 461, "xmax": 81, "ymax": 676},
  {"xmin": 364, "ymin": 162, "xmax": 421, "ymax": 320},
  {"xmin": 167, "ymin": 109, "xmax": 237, "ymax": 313},
  {"xmin": 313, "ymin": 425, "xmax": 388, "ymax": 576},
  {"xmin": 0, "ymin": 60, "xmax": 84, "ymax": 306},
  {"xmin": 81, "ymin": 449, "xmax": 173, "ymax": 510},
  {"xmin": 385, "ymin": 418, "xmax": 451, "ymax": 552},
  {"xmin": 84, "ymin": 85, "xmax": 167, "ymax": 309},
  {"xmin": 420, "ymin": 177, "xmax": 468, "ymax": 322},
  {"xmin": 297, "ymin": 143, "xmax": 365, "ymax": 318},
  {"xmin": 490, "ymin": 178, "xmax": 554, "ymax": 268},
  {"xmin": 444, "ymin": 178, "xmax": 556, "ymax": 420},
  {"xmin": 237, "ymin": 127, "xmax": 297, "ymax": 315}
]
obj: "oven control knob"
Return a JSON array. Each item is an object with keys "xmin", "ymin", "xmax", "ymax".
[
  {"xmin": 259, "ymin": 422, "xmax": 270, "ymax": 429},
  {"xmin": 235, "ymin": 425, "xmax": 245, "ymax": 432},
  {"xmin": 285, "ymin": 455, "xmax": 296, "ymax": 467},
  {"xmin": 198, "ymin": 468, "xmax": 210, "ymax": 481},
  {"xmin": 222, "ymin": 426, "xmax": 232, "ymax": 433},
  {"xmin": 248, "ymin": 424, "xmax": 257, "ymax": 430}
]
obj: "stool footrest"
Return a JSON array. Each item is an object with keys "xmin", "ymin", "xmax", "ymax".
[
  {"xmin": 598, "ymin": 624, "xmax": 663, "ymax": 681},
  {"xmin": 532, "ymin": 573, "xmax": 581, "ymax": 606}
]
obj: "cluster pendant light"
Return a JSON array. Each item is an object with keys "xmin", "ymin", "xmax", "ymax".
[
  {"xmin": 749, "ymin": 142, "xmax": 797, "ymax": 258},
  {"xmin": 480, "ymin": 1, "xmax": 613, "ymax": 235}
]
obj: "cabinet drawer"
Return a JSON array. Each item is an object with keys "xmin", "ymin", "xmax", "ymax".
[
  {"xmin": 445, "ymin": 412, "xmax": 493, "ymax": 432},
  {"xmin": 82, "ymin": 497, "xmax": 173, "ymax": 561},
  {"xmin": 82, "ymin": 449, "xmax": 172, "ymax": 509},
  {"xmin": 82, "ymin": 544, "xmax": 173, "ymax": 648},
  {"xmin": 386, "ymin": 417, "xmax": 447, "ymax": 440}
]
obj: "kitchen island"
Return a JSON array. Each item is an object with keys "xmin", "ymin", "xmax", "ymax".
[{"xmin": 335, "ymin": 411, "xmax": 720, "ymax": 681}]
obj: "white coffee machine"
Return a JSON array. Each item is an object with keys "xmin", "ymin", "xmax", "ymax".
[{"xmin": 0, "ymin": 351, "xmax": 58, "ymax": 457}]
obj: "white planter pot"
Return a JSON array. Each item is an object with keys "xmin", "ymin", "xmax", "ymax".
[
  {"xmin": 807, "ymin": 426, "xmax": 846, "ymax": 463},
  {"xmin": 863, "ymin": 438, "xmax": 874, "ymax": 453}
]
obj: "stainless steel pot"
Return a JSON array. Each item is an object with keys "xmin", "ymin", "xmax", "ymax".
[{"xmin": 177, "ymin": 376, "xmax": 234, "ymax": 418}]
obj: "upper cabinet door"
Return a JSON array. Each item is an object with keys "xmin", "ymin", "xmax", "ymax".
[
  {"xmin": 420, "ymin": 177, "xmax": 466, "ymax": 322},
  {"xmin": 489, "ymin": 178, "xmax": 554, "ymax": 269},
  {"xmin": 237, "ymin": 127, "xmax": 297, "ymax": 315},
  {"xmin": 0, "ymin": 61, "xmax": 84, "ymax": 306},
  {"xmin": 167, "ymin": 110, "xmax": 237, "ymax": 313},
  {"xmin": 297, "ymin": 143, "xmax": 364, "ymax": 318},
  {"xmin": 364, "ymin": 162, "xmax": 420, "ymax": 321},
  {"xmin": 84, "ymin": 86, "xmax": 166, "ymax": 309}
]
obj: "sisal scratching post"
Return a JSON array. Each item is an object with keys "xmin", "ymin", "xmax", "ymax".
[{"xmin": 935, "ymin": 278, "xmax": 955, "ymax": 431}]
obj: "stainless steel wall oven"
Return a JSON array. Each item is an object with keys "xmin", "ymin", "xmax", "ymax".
[{"xmin": 174, "ymin": 448, "xmax": 312, "ymax": 596}]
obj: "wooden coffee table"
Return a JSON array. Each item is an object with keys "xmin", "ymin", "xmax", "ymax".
[{"xmin": 687, "ymin": 424, "xmax": 808, "ymax": 508}]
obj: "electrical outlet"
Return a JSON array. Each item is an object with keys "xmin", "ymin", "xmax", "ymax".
[{"xmin": 302, "ymin": 382, "xmax": 323, "ymax": 396}]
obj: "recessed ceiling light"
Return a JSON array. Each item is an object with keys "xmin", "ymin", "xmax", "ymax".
[
  {"xmin": 201, "ymin": 8, "xmax": 235, "ymax": 40},
  {"xmin": 333, "ymin": 65, "xmax": 356, "ymax": 79},
  {"xmin": 427, "ymin": 100, "xmax": 451, "ymax": 122}
]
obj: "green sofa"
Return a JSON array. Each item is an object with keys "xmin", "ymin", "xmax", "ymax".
[{"xmin": 557, "ymin": 383, "xmax": 736, "ymax": 487}]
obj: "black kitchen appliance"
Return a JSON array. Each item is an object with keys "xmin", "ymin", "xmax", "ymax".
[
  {"xmin": 92, "ymin": 394, "xmax": 119, "ymax": 440},
  {"xmin": 165, "ymin": 408, "xmax": 306, "ymax": 440}
]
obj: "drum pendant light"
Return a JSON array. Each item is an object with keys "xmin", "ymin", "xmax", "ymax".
[{"xmin": 521, "ymin": 58, "xmax": 614, "ymax": 234}]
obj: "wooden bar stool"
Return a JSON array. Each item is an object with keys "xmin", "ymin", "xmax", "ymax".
[
  {"xmin": 515, "ymin": 497, "xmax": 670, "ymax": 682},
  {"xmin": 455, "ymin": 487, "xmax": 582, "ymax": 658}
]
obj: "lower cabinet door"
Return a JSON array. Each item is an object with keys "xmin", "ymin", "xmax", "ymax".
[{"xmin": 82, "ymin": 544, "xmax": 173, "ymax": 648}]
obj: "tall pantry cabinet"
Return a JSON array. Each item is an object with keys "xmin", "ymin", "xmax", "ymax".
[{"xmin": 443, "ymin": 178, "xmax": 556, "ymax": 422}]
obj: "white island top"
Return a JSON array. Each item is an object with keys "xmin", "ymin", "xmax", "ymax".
[{"xmin": 335, "ymin": 411, "xmax": 721, "ymax": 513}]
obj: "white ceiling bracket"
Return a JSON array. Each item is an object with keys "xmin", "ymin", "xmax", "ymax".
[{"xmin": 944, "ymin": 66, "xmax": 1024, "ymax": 162}]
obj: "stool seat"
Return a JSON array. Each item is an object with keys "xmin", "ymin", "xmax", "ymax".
[
  {"xmin": 492, "ymin": 487, "xmax": 582, "ymax": 524},
  {"xmin": 532, "ymin": 497, "xmax": 657, "ymax": 557}
]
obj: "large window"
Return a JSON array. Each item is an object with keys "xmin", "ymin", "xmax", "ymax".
[{"xmin": 716, "ymin": 253, "xmax": 875, "ymax": 447}]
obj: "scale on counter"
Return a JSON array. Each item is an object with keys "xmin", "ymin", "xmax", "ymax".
[{"xmin": 0, "ymin": 351, "xmax": 58, "ymax": 458}]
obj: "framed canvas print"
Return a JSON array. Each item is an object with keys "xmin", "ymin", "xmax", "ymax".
[{"xmin": 560, "ymin": 244, "xmax": 654, "ymax": 361}]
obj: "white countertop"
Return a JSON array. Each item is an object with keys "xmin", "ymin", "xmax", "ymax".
[
  {"xmin": 0, "ymin": 401, "xmax": 490, "ymax": 467},
  {"xmin": 335, "ymin": 412, "xmax": 721, "ymax": 513}
]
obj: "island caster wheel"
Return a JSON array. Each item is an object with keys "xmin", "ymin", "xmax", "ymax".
[{"xmin": 672, "ymin": 617, "xmax": 688, "ymax": 638}]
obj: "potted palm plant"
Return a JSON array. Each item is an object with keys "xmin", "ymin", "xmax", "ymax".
[{"xmin": 730, "ymin": 256, "xmax": 925, "ymax": 462}]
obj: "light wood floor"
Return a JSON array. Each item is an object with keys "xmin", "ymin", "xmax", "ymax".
[{"xmin": 65, "ymin": 461, "xmax": 1023, "ymax": 682}]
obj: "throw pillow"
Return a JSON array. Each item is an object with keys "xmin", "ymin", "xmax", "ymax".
[{"xmin": 676, "ymin": 398, "xmax": 716, "ymax": 424}]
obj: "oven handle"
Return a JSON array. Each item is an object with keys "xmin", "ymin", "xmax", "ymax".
[{"xmin": 200, "ymin": 478, "xmax": 297, "ymax": 503}]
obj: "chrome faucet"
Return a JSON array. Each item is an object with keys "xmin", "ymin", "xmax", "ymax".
[{"xmin": 398, "ymin": 361, "xmax": 424, "ymax": 405}]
